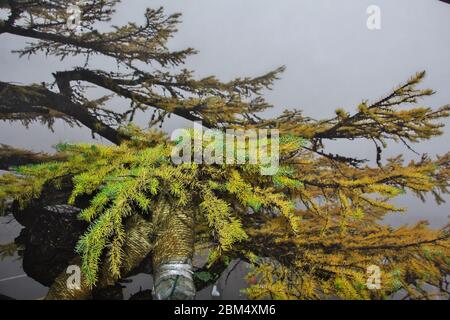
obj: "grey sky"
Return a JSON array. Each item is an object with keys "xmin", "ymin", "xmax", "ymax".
[{"xmin": 0, "ymin": 0, "xmax": 449, "ymax": 225}]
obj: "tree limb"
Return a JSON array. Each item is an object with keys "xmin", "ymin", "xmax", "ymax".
[{"xmin": 0, "ymin": 81, "xmax": 123, "ymax": 144}]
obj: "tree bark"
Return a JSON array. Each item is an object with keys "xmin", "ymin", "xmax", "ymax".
[{"xmin": 151, "ymin": 198, "xmax": 196, "ymax": 300}]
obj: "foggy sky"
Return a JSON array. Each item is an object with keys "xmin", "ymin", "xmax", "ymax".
[{"xmin": 0, "ymin": 0, "xmax": 449, "ymax": 225}]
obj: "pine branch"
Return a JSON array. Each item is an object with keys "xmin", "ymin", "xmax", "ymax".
[{"xmin": 0, "ymin": 81, "xmax": 123, "ymax": 144}]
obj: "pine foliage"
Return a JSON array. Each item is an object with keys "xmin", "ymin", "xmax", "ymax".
[{"xmin": 0, "ymin": 128, "xmax": 306, "ymax": 286}]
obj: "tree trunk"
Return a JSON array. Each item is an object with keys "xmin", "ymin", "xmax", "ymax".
[
  {"xmin": 44, "ymin": 200, "xmax": 197, "ymax": 300},
  {"xmin": 151, "ymin": 198, "xmax": 196, "ymax": 300}
]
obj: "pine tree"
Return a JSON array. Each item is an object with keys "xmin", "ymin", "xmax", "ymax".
[{"xmin": 0, "ymin": 1, "xmax": 449, "ymax": 300}]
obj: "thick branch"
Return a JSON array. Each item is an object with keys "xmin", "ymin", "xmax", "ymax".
[
  {"xmin": 0, "ymin": 144, "xmax": 67, "ymax": 170},
  {"xmin": 53, "ymin": 69, "xmax": 207, "ymax": 125},
  {"xmin": 0, "ymin": 81, "xmax": 123, "ymax": 144}
]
